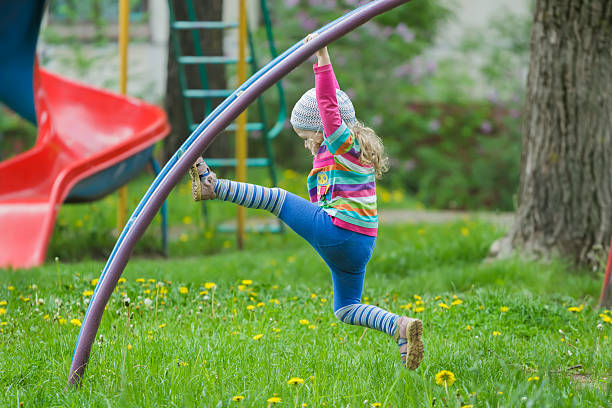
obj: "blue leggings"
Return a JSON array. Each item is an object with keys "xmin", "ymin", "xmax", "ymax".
[{"xmin": 278, "ymin": 192, "xmax": 375, "ymax": 311}]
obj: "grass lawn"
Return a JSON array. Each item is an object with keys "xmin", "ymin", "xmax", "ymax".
[{"xmin": 1, "ymin": 212, "xmax": 611, "ymax": 407}]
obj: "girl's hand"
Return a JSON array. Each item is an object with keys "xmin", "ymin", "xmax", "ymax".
[{"xmin": 304, "ymin": 32, "xmax": 331, "ymax": 65}]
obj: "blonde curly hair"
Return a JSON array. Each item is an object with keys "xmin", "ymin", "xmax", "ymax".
[{"xmin": 305, "ymin": 121, "xmax": 389, "ymax": 179}]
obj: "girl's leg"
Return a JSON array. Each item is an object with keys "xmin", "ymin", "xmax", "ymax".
[{"xmin": 213, "ymin": 179, "xmax": 287, "ymax": 216}]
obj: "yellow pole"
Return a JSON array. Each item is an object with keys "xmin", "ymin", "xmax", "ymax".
[
  {"xmin": 236, "ymin": 0, "xmax": 248, "ymax": 249},
  {"xmin": 117, "ymin": 0, "xmax": 129, "ymax": 233}
]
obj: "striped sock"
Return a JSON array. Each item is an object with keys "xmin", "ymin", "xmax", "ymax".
[
  {"xmin": 334, "ymin": 303, "xmax": 399, "ymax": 337},
  {"xmin": 214, "ymin": 179, "xmax": 287, "ymax": 216}
]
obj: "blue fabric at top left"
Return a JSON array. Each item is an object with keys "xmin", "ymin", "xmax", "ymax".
[{"xmin": 0, "ymin": 0, "xmax": 47, "ymax": 124}]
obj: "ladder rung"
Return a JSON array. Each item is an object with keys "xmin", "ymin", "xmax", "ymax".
[
  {"xmin": 205, "ymin": 158, "xmax": 271, "ymax": 167},
  {"xmin": 190, "ymin": 123, "xmax": 265, "ymax": 132},
  {"xmin": 178, "ymin": 56, "xmax": 253, "ymax": 65},
  {"xmin": 171, "ymin": 21, "xmax": 238, "ymax": 30},
  {"xmin": 184, "ymin": 89, "xmax": 234, "ymax": 98}
]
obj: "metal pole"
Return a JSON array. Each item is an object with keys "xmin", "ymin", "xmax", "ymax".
[
  {"xmin": 236, "ymin": 0, "xmax": 247, "ymax": 249},
  {"xmin": 116, "ymin": 0, "xmax": 130, "ymax": 232}
]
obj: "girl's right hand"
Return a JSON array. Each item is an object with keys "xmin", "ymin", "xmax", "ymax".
[{"xmin": 304, "ymin": 32, "xmax": 330, "ymax": 64}]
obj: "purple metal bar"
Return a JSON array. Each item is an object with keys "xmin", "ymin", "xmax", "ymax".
[{"xmin": 68, "ymin": 0, "xmax": 410, "ymax": 386}]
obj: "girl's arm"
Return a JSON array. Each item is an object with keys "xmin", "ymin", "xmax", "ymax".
[{"xmin": 305, "ymin": 33, "xmax": 342, "ymax": 138}]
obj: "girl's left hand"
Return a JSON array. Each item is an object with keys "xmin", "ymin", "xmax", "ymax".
[{"xmin": 304, "ymin": 32, "xmax": 330, "ymax": 64}]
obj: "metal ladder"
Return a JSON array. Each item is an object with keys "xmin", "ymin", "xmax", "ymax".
[{"xmin": 167, "ymin": 0, "xmax": 286, "ymax": 233}]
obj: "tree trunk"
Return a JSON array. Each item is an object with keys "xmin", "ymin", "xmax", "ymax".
[
  {"xmin": 490, "ymin": 0, "xmax": 612, "ymax": 265},
  {"xmin": 164, "ymin": 0, "xmax": 228, "ymax": 162}
]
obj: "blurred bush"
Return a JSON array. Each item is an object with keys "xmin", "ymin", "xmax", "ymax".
[{"xmin": 251, "ymin": 1, "xmax": 529, "ymax": 211}]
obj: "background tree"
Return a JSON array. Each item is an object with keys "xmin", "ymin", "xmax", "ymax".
[
  {"xmin": 164, "ymin": 0, "xmax": 227, "ymax": 162},
  {"xmin": 491, "ymin": 0, "xmax": 612, "ymax": 265}
]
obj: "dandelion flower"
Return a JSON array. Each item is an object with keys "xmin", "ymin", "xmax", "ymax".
[
  {"xmin": 461, "ymin": 227, "xmax": 469, "ymax": 236},
  {"xmin": 246, "ymin": 305, "xmax": 255, "ymax": 311},
  {"xmin": 308, "ymin": 324, "xmax": 317, "ymax": 330},
  {"xmin": 82, "ymin": 290, "xmax": 93, "ymax": 297},
  {"xmin": 90, "ymin": 278, "xmax": 99, "ymax": 286},
  {"xmin": 435, "ymin": 370, "xmax": 456, "ymax": 386},
  {"xmin": 158, "ymin": 323, "xmax": 166, "ymax": 328},
  {"xmin": 414, "ymin": 294, "xmax": 421, "ymax": 300},
  {"xmin": 493, "ymin": 331, "xmax": 501, "ymax": 336},
  {"xmin": 118, "ymin": 278, "xmax": 127, "ymax": 284},
  {"xmin": 70, "ymin": 318, "xmax": 81, "ymax": 327},
  {"xmin": 232, "ymin": 395, "xmax": 244, "ymax": 402},
  {"xmin": 527, "ymin": 376, "xmax": 540, "ymax": 382},
  {"xmin": 127, "ymin": 344, "xmax": 133, "ymax": 350},
  {"xmin": 287, "ymin": 377, "xmax": 304, "ymax": 385},
  {"xmin": 43, "ymin": 314, "xmax": 49, "ymax": 320},
  {"xmin": 267, "ymin": 396, "xmax": 281, "ymax": 405},
  {"xmin": 0, "ymin": 301, "xmax": 7, "ymax": 306},
  {"xmin": 253, "ymin": 334, "xmax": 263, "ymax": 340},
  {"xmin": 451, "ymin": 299, "xmax": 463, "ymax": 306},
  {"xmin": 299, "ymin": 319, "xmax": 309, "ymax": 325},
  {"xmin": 500, "ymin": 306, "xmax": 509, "ymax": 312},
  {"xmin": 466, "ymin": 325, "xmax": 471, "ymax": 331},
  {"xmin": 182, "ymin": 216, "xmax": 192, "ymax": 225},
  {"xmin": 179, "ymin": 287, "xmax": 189, "ymax": 295},
  {"xmin": 371, "ymin": 403, "xmax": 382, "ymax": 407},
  {"xmin": 8, "ymin": 286, "xmax": 14, "ymax": 291},
  {"xmin": 568, "ymin": 305, "xmax": 584, "ymax": 312},
  {"xmin": 438, "ymin": 302, "xmax": 450, "ymax": 309},
  {"xmin": 204, "ymin": 282, "xmax": 216, "ymax": 290},
  {"xmin": 241, "ymin": 280, "xmax": 253, "ymax": 285},
  {"xmin": 238, "ymin": 285, "xmax": 247, "ymax": 291},
  {"xmin": 414, "ymin": 306, "xmax": 425, "ymax": 313},
  {"xmin": 257, "ymin": 302, "xmax": 265, "ymax": 307},
  {"xmin": 0, "ymin": 308, "xmax": 5, "ymax": 315},
  {"xmin": 58, "ymin": 318, "xmax": 67, "ymax": 325}
]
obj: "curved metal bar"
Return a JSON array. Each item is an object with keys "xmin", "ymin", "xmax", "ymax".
[{"xmin": 68, "ymin": 0, "xmax": 410, "ymax": 386}]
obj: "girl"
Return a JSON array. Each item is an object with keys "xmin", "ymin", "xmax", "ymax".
[{"xmin": 189, "ymin": 33, "xmax": 424, "ymax": 369}]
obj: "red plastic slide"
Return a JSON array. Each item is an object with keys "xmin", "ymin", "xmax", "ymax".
[{"xmin": 0, "ymin": 65, "xmax": 170, "ymax": 268}]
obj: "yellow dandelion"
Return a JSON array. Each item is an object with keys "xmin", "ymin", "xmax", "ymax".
[
  {"xmin": 415, "ymin": 300, "xmax": 424, "ymax": 305},
  {"xmin": 493, "ymin": 331, "xmax": 501, "ymax": 336},
  {"xmin": 451, "ymin": 299, "xmax": 463, "ymax": 306},
  {"xmin": 527, "ymin": 376, "xmax": 540, "ymax": 382},
  {"xmin": 267, "ymin": 396, "xmax": 281, "ymax": 404},
  {"xmin": 7, "ymin": 286, "xmax": 14, "ymax": 291},
  {"xmin": 273, "ymin": 328, "xmax": 281, "ymax": 333},
  {"xmin": 461, "ymin": 227, "xmax": 469, "ymax": 236},
  {"xmin": 179, "ymin": 287, "xmax": 189, "ymax": 295},
  {"xmin": 0, "ymin": 301, "xmax": 7, "ymax": 306},
  {"xmin": 246, "ymin": 305, "xmax": 255, "ymax": 311},
  {"xmin": 272, "ymin": 285, "xmax": 279, "ymax": 290},
  {"xmin": 70, "ymin": 318, "xmax": 82, "ymax": 327},
  {"xmin": 497, "ymin": 391, "xmax": 503, "ymax": 395},
  {"xmin": 287, "ymin": 377, "xmax": 304, "ymax": 385},
  {"xmin": 232, "ymin": 395, "xmax": 245, "ymax": 402},
  {"xmin": 21, "ymin": 297, "xmax": 30, "ymax": 302},
  {"xmin": 269, "ymin": 299, "xmax": 280, "ymax": 304},
  {"xmin": 466, "ymin": 325, "xmax": 471, "ymax": 331},
  {"xmin": 82, "ymin": 290, "xmax": 93, "ymax": 297},
  {"xmin": 308, "ymin": 324, "xmax": 317, "ymax": 330},
  {"xmin": 253, "ymin": 334, "xmax": 263, "ymax": 340},
  {"xmin": 43, "ymin": 314, "xmax": 50, "ymax": 320},
  {"xmin": 435, "ymin": 370, "xmax": 456, "ymax": 386},
  {"xmin": 414, "ymin": 294, "xmax": 422, "ymax": 300},
  {"xmin": 568, "ymin": 305, "xmax": 584, "ymax": 312},
  {"xmin": 600, "ymin": 314, "xmax": 612, "ymax": 324},
  {"xmin": 90, "ymin": 278, "xmax": 98, "ymax": 286},
  {"xmin": 299, "ymin": 319, "xmax": 309, "ymax": 325},
  {"xmin": 241, "ymin": 280, "xmax": 253, "ymax": 285},
  {"xmin": 136, "ymin": 278, "xmax": 145, "ymax": 283},
  {"xmin": 127, "ymin": 344, "xmax": 133, "ymax": 350},
  {"xmin": 438, "ymin": 302, "xmax": 450, "ymax": 309},
  {"xmin": 371, "ymin": 403, "xmax": 382, "ymax": 408},
  {"xmin": 257, "ymin": 302, "xmax": 265, "ymax": 307},
  {"xmin": 182, "ymin": 216, "xmax": 192, "ymax": 225},
  {"xmin": 330, "ymin": 322, "xmax": 337, "ymax": 327},
  {"xmin": 500, "ymin": 306, "xmax": 509, "ymax": 312},
  {"xmin": 58, "ymin": 318, "xmax": 67, "ymax": 325},
  {"xmin": 461, "ymin": 405, "xmax": 473, "ymax": 408},
  {"xmin": 204, "ymin": 282, "xmax": 216, "ymax": 290},
  {"xmin": 180, "ymin": 233, "xmax": 189, "ymax": 242},
  {"xmin": 0, "ymin": 308, "xmax": 5, "ymax": 315},
  {"xmin": 414, "ymin": 306, "xmax": 425, "ymax": 313},
  {"xmin": 238, "ymin": 285, "xmax": 247, "ymax": 291},
  {"xmin": 320, "ymin": 298, "xmax": 327, "ymax": 303},
  {"xmin": 158, "ymin": 323, "xmax": 166, "ymax": 328},
  {"xmin": 200, "ymin": 290, "xmax": 208, "ymax": 296},
  {"xmin": 0, "ymin": 322, "xmax": 7, "ymax": 326}
]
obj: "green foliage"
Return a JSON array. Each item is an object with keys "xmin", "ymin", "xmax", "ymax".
[
  {"xmin": 1, "ymin": 221, "xmax": 610, "ymax": 407},
  {"xmin": 0, "ymin": 108, "xmax": 37, "ymax": 161}
]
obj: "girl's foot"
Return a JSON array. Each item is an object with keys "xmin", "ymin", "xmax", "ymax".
[
  {"xmin": 190, "ymin": 157, "xmax": 217, "ymax": 201},
  {"xmin": 393, "ymin": 316, "xmax": 424, "ymax": 369}
]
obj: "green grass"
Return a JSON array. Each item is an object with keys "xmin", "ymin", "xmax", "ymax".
[{"xmin": 1, "ymin": 219, "xmax": 611, "ymax": 407}]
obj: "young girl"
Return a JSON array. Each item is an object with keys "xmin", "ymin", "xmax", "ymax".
[{"xmin": 189, "ymin": 33, "xmax": 424, "ymax": 369}]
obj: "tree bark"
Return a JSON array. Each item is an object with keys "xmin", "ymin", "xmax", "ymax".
[
  {"xmin": 164, "ymin": 0, "xmax": 228, "ymax": 162},
  {"xmin": 490, "ymin": 0, "xmax": 612, "ymax": 265}
]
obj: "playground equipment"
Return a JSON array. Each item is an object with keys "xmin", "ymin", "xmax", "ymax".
[
  {"xmin": 168, "ymin": 0, "xmax": 287, "ymax": 241},
  {"xmin": 599, "ymin": 238, "xmax": 612, "ymax": 307},
  {"xmin": 0, "ymin": 1, "xmax": 170, "ymax": 268},
  {"xmin": 68, "ymin": 0, "xmax": 411, "ymax": 386}
]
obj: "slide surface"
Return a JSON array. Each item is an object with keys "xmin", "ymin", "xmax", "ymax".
[{"xmin": 0, "ymin": 66, "xmax": 169, "ymax": 268}]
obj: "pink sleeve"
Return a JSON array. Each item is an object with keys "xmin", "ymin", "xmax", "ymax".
[{"xmin": 313, "ymin": 63, "xmax": 342, "ymax": 138}]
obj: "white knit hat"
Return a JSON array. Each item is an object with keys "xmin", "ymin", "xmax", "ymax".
[{"xmin": 290, "ymin": 88, "xmax": 356, "ymax": 131}]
